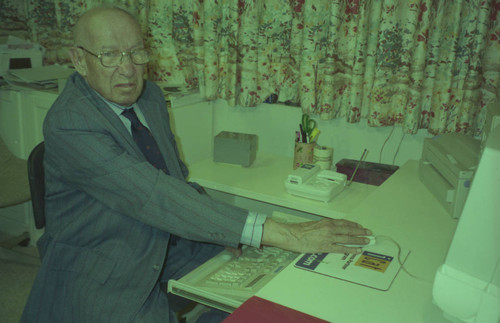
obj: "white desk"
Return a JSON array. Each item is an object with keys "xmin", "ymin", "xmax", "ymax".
[
  {"xmin": 255, "ymin": 160, "xmax": 457, "ymax": 323},
  {"xmin": 188, "ymin": 153, "xmax": 377, "ymax": 219}
]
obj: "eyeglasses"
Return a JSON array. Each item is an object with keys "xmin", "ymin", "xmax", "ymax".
[{"xmin": 77, "ymin": 46, "xmax": 150, "ymax": 67}]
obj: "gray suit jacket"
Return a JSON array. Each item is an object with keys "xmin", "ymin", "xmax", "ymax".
[{"xmin": 21, "ymin": 73, "xmax": 248, "ymax": 322}]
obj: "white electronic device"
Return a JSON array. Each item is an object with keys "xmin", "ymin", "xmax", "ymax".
[
  {"xmin": 432, "ymin": 123, "xmax": 500, "ymax": 323},
  {"xmin": 285, "ymin": 164, "xmax": 347, "ymax": 202}
]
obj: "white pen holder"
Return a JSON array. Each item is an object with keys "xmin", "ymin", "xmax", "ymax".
[{"xmin": 313, "ymin": 146, "xmax": 333, "ymax": 170}]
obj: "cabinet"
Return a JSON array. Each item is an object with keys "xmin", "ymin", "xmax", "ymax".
[
  {"xmin": 0, "ymin": 88, "xmax": 56, "ymax": 159},
  {"xmin": 0, "ymin": 87, "xmax": 57, "ymax": 243}
]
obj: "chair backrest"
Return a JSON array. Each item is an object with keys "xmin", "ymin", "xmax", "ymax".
[
  {"xmin": 0, "ymin": 137, "xmax": 30, "ymax": 208},
  {"xmin": 27, "ymin": 142, "xmax": 45, "ymax": 229}
]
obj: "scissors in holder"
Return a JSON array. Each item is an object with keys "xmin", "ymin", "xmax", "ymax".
[{"xmin": 301, "ymin": 113, "xmax": 317, "ymax": 142}]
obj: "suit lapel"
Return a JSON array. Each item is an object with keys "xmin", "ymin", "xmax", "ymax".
[
  {"xmin": 72, "ymin": 73, "xmax": 180, "ymax": 176},
  {"xmin": 138, "ymin": 94, "xmax": 183, "ymax": 178},
  {"xmin": 72, "ymin": 74, "xmax": 147, "ymax": 160},
  {"xmin": 139, "ymin": 100, "xmax": 173, "ymax": 166},
  {"xmin": 103, "ymin": 105, "xmax": 145, "ymax": 158}
]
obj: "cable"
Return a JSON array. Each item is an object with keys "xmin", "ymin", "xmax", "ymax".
[
  {"xmin": 347, "ymin": 149, "xmax": 368, "ymax": 187},
  {"xmin": 375, "ymin": 235, "xmax": 433, "ymax": 285},
  {"xmin": 392, "ymin": 132, "xmax": 406, "ymax": 165},
  {"xmin": 379, "ymin": 126, "xmax": 395, "ymax": 163}
]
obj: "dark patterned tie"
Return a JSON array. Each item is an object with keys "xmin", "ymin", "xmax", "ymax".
[
  {"xmin": 122, "ymin": 108, "xmax": 169, "ymax": 175},
  {"xmin": 122, "ymin": 108, "xmax": 180, "ymax": 246}
]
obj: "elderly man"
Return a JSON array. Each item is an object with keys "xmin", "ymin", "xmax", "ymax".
[{"xmin": 21, "ymin": 6, "xmax": 371, "ymax": 323}]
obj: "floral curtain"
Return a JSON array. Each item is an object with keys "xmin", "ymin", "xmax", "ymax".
[{"xmin": 1, "ymin": 0, "xmax": 499, "ymax": 135}]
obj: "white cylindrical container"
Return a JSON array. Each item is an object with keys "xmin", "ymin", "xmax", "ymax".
[{"xmin": 313, "ymin": 145, "xmax": 333, "ymax": 170}]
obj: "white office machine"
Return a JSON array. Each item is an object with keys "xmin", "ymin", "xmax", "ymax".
[
  {"xmin": 0, "ymin": 35, "xmax": 43, "ymax": 75},
  {"xmin": 284, "ymin": 163, "xmax": 347, "ymax": 202},
  {"xmin": 418, "ymin": 133, "xmax": 481, "ymax": 218},
  {"xmin": 432, "ymin": 120, "xmax": 500, "ymax": 321}
]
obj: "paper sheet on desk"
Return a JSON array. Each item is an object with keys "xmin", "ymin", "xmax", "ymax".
[
  {"xmin": 295, "ymin": 238, "xmax": 410, "ymax": 291},
  {"xmin": 4, "ymin": 65, "xmax": 74, "ymax": 89},
  {"xmin": 7, "ymin": 66, "xmax": 74, "ymax": 82}
]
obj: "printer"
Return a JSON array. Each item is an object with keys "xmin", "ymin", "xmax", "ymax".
[
  {"xmin": 0, "ymin": 35, "xmax": 43, "ymax": 76},
  {"xmin": 418, "ymin": 133, "xmax": 481, "ymax": 218}
]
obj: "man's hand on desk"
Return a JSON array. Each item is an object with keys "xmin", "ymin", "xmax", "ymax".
[{"xmin": 262, "ymin": 218, "xmax": 372, "ymax": 254}]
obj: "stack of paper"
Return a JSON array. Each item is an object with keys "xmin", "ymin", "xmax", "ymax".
[{"xmin": 4, "ymin": 65, "xmax": 74, "ymax": 90}]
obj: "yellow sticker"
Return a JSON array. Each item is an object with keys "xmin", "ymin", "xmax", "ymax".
[{"xmin": 355, "ymin": 251, "xmax": 393, "ymax": 273}]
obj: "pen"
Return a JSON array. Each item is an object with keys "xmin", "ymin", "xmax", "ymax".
[{"xmin": 299, "ymin": 124, "xmax": 307, "ymax": 143}]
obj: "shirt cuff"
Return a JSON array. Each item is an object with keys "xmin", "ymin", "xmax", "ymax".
[{"xmin": 240, "ymin": 211, "xmax": 267, "ymax": 248}]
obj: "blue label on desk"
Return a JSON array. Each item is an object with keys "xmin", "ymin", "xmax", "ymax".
[{"xmin": 296, "ymin": 253, "xmax": 328, "ymax": 270}]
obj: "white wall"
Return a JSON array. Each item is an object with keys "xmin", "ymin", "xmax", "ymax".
[
  {"xmin": 168, "ymin": 100, "xmax": 214, "ymax": 167},
  {"xmin": 207, "ymin": 99, "xmax": 433, "ymax": 167}
]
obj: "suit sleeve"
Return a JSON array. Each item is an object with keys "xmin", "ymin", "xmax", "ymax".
[{"xmin": 43, "ymin": 104, "xmax": 248, "ymax": 247}]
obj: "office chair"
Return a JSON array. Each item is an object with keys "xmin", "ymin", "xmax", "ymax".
[
  {"xmin": 0, "ymin": 137, "xmax": 31, "ymax": 247},
  {"xmin": 0, "ymin": 137, "xmax": 31, "ymax": 209},
  {"xmin": 27, "ymin": 142, "xmax": 45, "ymax": 230}
]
